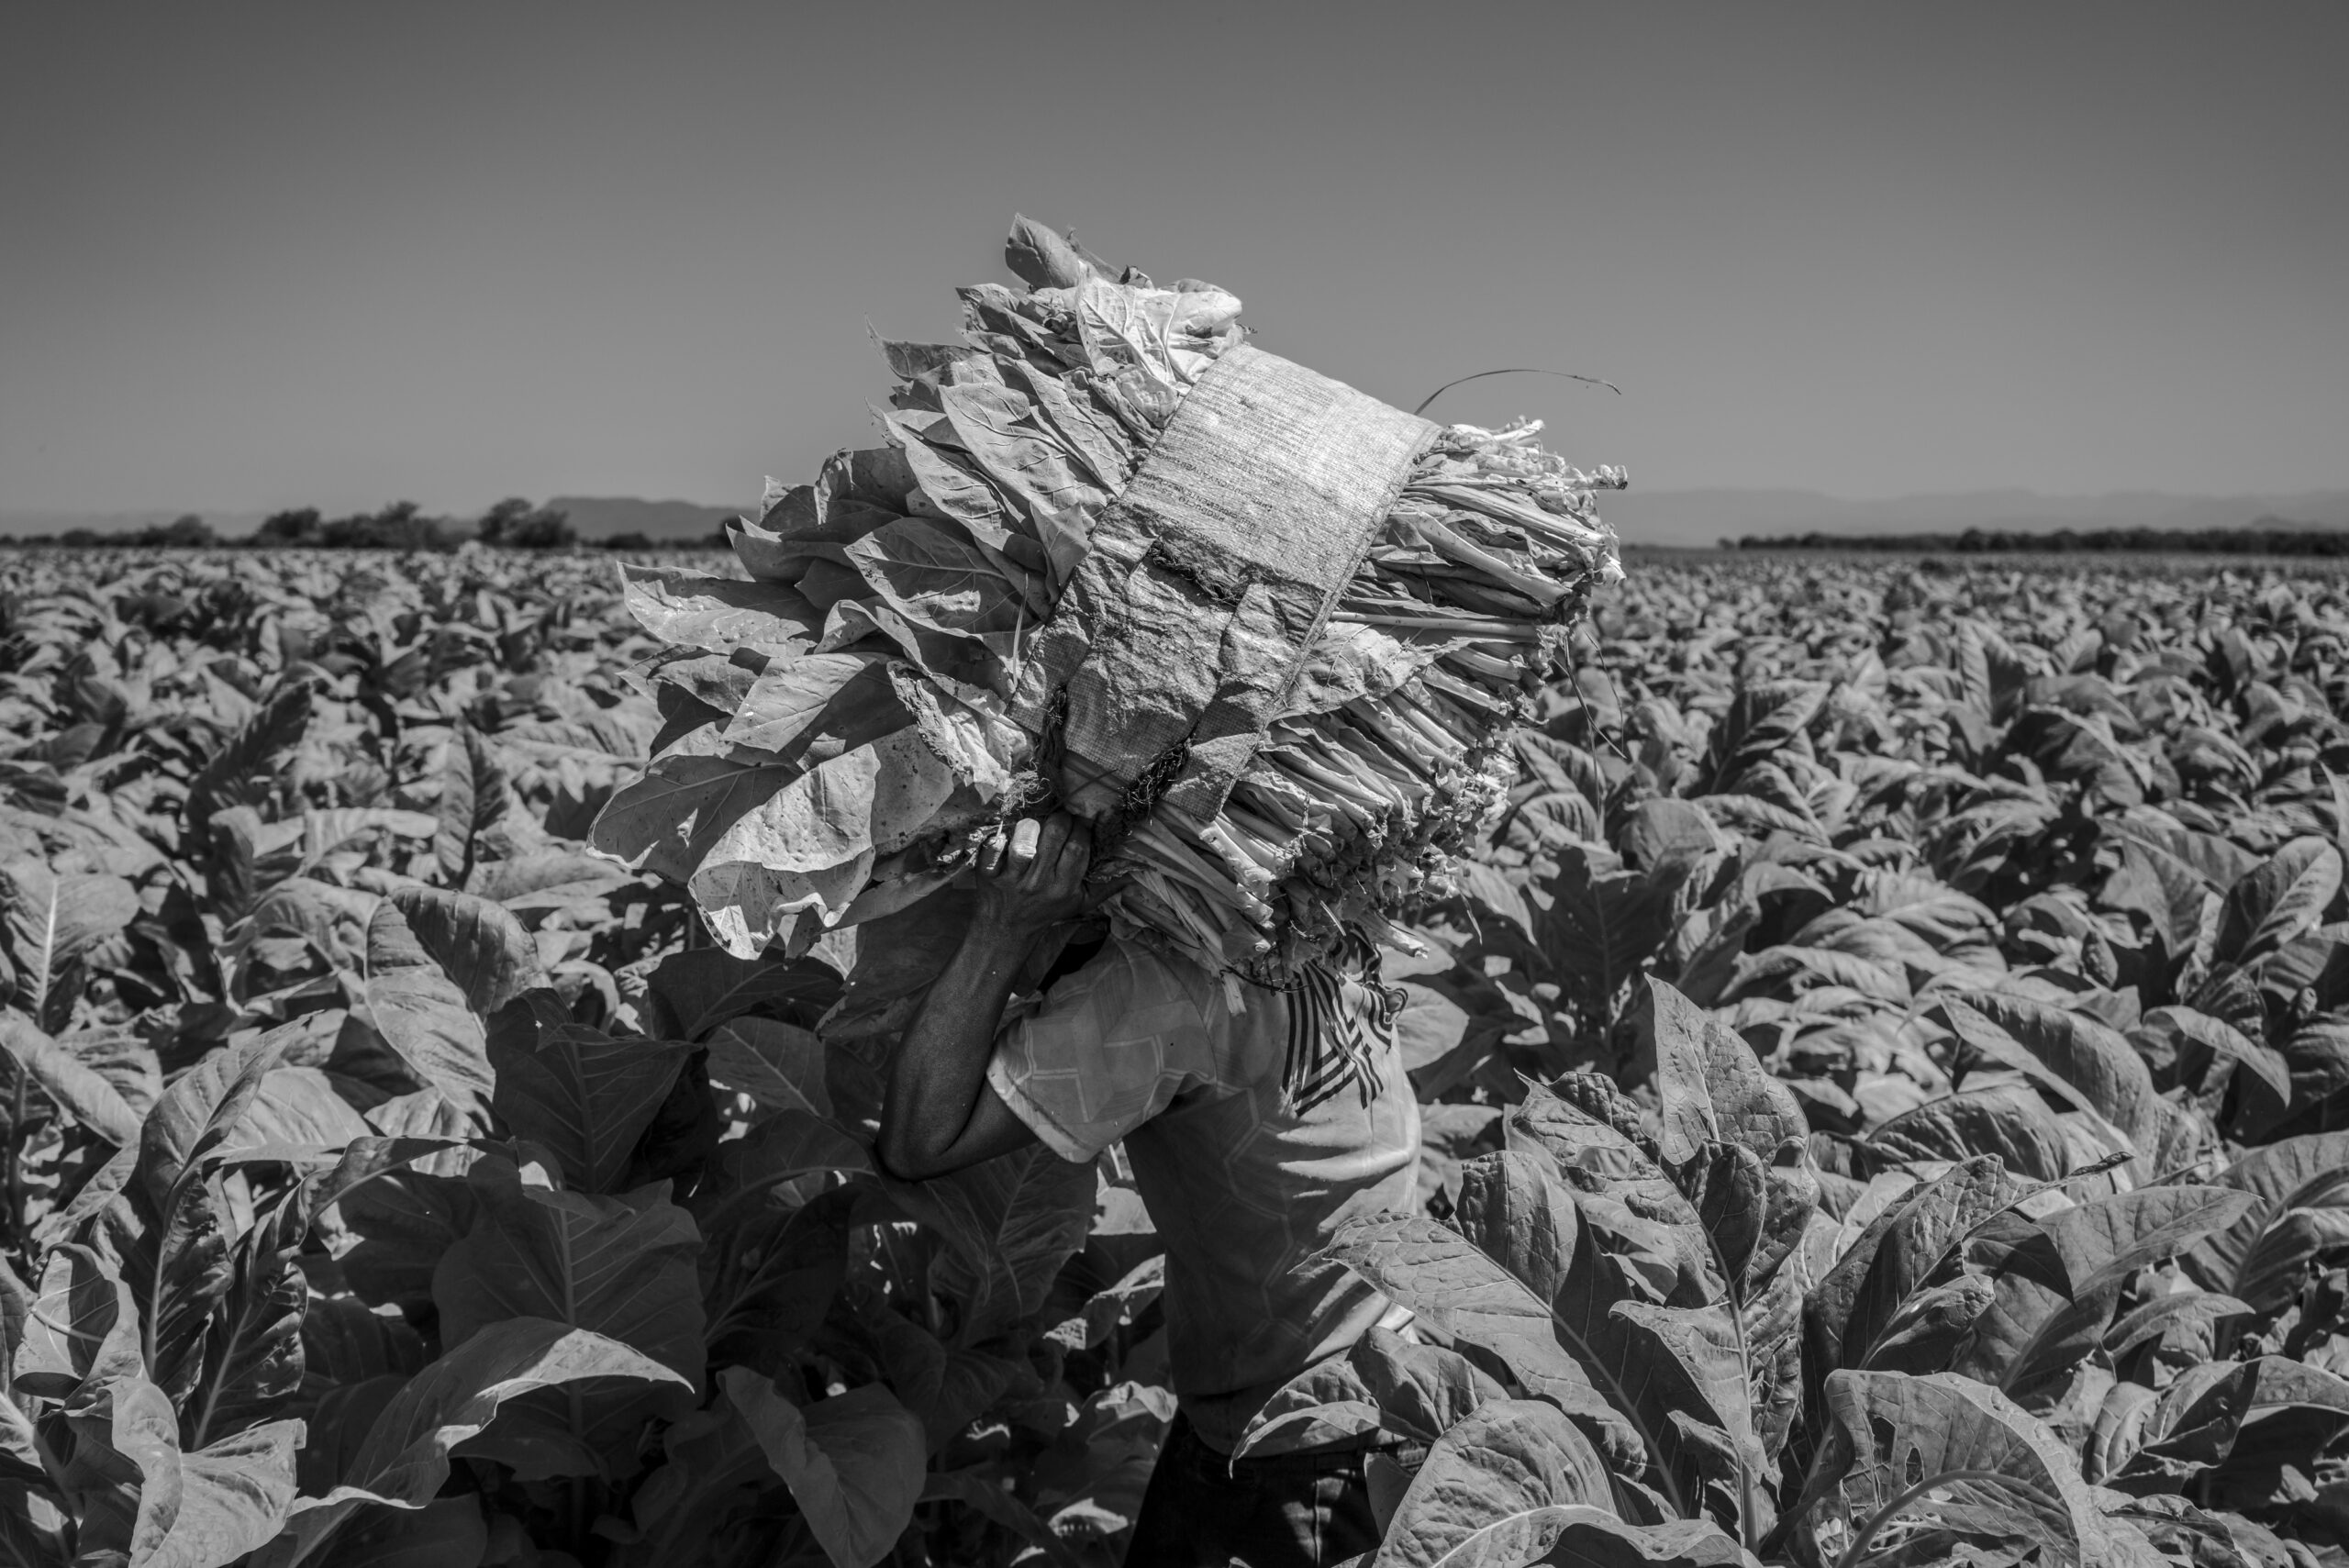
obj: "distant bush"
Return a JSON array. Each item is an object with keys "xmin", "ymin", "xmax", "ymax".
[
  {"xmin": 2, "ymin": 514, "xmax": 221, "ymax": 549},
  {"xmin": 1736, "ymin": 516, "xmax": 2349, "ymax": 555},
  {"xmin": 252, "ymin": 501, "xmax": 456, "ymax": 550},
  {"xmin": 477, "ymin": 497, "xmax": 576, "ymax": 550}
]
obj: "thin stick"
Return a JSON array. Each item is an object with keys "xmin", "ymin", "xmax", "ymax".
[{"xmin": 1413, "ymin": 367, "xmax": 1622, "ymax": 417}]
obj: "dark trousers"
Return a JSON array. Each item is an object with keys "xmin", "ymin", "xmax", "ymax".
[{"xmin": 1123, "ymin": 1414, "xmax": 1422, "ymax": 1568}]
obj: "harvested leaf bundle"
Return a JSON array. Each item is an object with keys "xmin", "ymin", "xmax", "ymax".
[{"xmin": 592, "ymin": 217, "xmax": 1623, "ymax": 979}]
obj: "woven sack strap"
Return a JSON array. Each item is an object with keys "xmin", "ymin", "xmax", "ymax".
[{"xmin": 1015, "ymin": 342, "xmax": 1436, "ymax": 828}]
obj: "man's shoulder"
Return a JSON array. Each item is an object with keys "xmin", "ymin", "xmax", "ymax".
[{"xmin": 1052, "ymin": 932, "xmax": 1219, "ymax": 1000}]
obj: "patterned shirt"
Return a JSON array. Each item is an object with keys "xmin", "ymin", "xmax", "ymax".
[{"xmin": 986, "ymin": 935, "xmax": 1420, "ymax": 1453}]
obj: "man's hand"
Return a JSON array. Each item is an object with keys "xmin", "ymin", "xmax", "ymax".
[
  {"xmin": 875, "ymin": 812, "xmax": 1091, "ymax": 1183},
  {"xmin": 974, "ymin": 813, "xmax": 1092, "ymax": 933}
]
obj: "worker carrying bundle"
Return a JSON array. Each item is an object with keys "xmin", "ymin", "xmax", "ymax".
[
  {"xmin": 595, "ymin": 218, "xmax": 1624, "ymax": 1567},
  {"xmin": 593, "ymin": 216, "xmax": 1622, "ymax": 983}
]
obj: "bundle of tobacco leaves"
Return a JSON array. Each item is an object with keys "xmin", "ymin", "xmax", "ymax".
[{"xmin": 592, "ymin": 216, "xmax": 1622, "ymax": 981}]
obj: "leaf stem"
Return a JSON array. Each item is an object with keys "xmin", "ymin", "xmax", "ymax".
[
  {"xmin": 1836, "ymin": 1467, "xmax": 2016, "ymax": 1568},
  {"xmin": 5, "ymin": 1067, "xmax": 24, "ymax": 1255}
]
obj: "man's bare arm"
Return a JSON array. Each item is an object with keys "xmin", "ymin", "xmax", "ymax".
[{"xmin": 875, "ymin": 814, "xmax": 1091, "ymax": 1181}]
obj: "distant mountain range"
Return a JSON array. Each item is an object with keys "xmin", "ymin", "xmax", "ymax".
[{"xmin": 7, "ymin": 489, "xmax": 2347, "ymax": 549}]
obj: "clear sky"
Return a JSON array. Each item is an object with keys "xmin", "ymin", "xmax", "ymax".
[{"xmin": 5, "ymin": 1, "xmax": 2343, "ymax": 517}]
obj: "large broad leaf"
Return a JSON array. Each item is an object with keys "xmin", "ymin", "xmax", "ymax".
[
  {"xmin": 701, "ymin": 1017, "xmax": 829, "ymax": 1118},
  {"xmin": 718, "ymin": 651, "xmax": 900, "ymax": 754},
  {"xmin": 701, "ymin": 1184, "xmax": 856, "ymax": 1362},
  {"xmin": 14, "ymin": 1243, "xmax": 141, "ymax": 1399},
  {"xmin": 2214, "ymin": 835, "xmax": 2342, "ymax": 967},
  {"xmin": 588, "ymin": 754, "xmax": 803, "ymax": 885},
  {"xmin": 465, "ymin": 850, "xmax": 631, "ymax": 909},
  {"xmin": 1642, "ymin": 979, "xmax": 1817, "ymax": 1313},
  {"xmin": 59, "ymin": 1367, "xmax": 304, "ymax": 1568},
  {"xmin": 865, "ymin": 1311, "xmax": 1024, "ymax": 1455},
  {"xmin": 434, "ymin": 723, "xmax": 508, "ymax": 888},
  {"xmin": 1945, "ymin": 991, "xmax": 2166, "ymax": 1177},
  {"xmin": 137, "ymin": 1034, "xmax": 288, "ymax": 1210},
  {"xmin": 602, "ymin": 1394, "xmax": 774, "ymax": 1568},
  {"xmin": 2101, "ymin": 838, "xmax": 2215, "ymax": 962},
  {"xmin": 2140, "ymin": 1004, "xmax": 2292, "ymax": 1105},
  {"xmin": 0, "ymin": 1009, "xmax": 140, "ymax": 1145},
  {"xmin": 939, "ymin": 381, "xmax": 1110, "ymax": 541},
  {"xmin": 486, "ymin": 1008, "xmax": 691, "ymax": 1193},
  {"xmin": 150, "ymin": 1418, "xmax": 306, "ymax": 1568},
  {"xmin": 1789, "ymin": 1370, "xmax": 2100, "ymax": 1568},
  {"xmin": 184, "ymin": 684, "xmax": 309, "ymax": 839},
  {"xmin": 429, "ymin": 1161, "xmax": 705, "ymax": 1476},
  {"xmin": 727, "ymin": 1371, "xmax": 927, "ymax": 1568},
  {"xmin": 0, "ymin": 858, "xmax": 139, "ymax": 1033},
  {"xmin": 1241, "ymin": 1326, "xmax": 1501, "ymax": 1459},
  {"xmin": 1370, "ymin": 1397, "xmax": 1614, "ymax": 1568},
  {"xmin": 109, "ymin": 1036, "xmax": 289, "ymax": 1403},
  {"xmin": 1950, "ymin": 1185, "xmax": 2259, "ymax": 1401},
  {"xmin": 316, "ymin": 1495, "xmax": 488, "ymax": 1568},
  {"xmin": 268, "ymin": 1318, "xmax": 690, "ymax": 1568},
  {"xmin": 845, "ymin": 517, "xmax": 1028, "ymax": 640},
  {"xmin": 337, "ymin": 1169, "xmax": 483, "ymax": 1313},
  {"xmin": 918, "ymin": 1468, "xmax": 1088, "ymax": 1568},
  {"xmin": 1322, "ymin": 1213, "xmax": 1618, "ymax": 1433},
  {"xmin": 180, "ymin": 1216, "xmax": 306, "ymax": 1453},
  {"xmin": 685, "ymin": 728, "xmax": 962, "ymax": 955},
  {"xmin": 219, "ymin": 1067, "xmax": 372, "ymax": 1155},
  {"xmin": 1812, "ymin": 1156, "xmax": 2028, "ymax": 1375},
  {"xmin": 1699, "ymin": 680, "xmax": 1830, "ymax": 795},
  {"xmin": 641, "ymin": 948, "xmax": 842, "ymax": 1041},
  {"xmin": 619, "ymin": 564, "xmax": 823, "ymax": 654},
  {"xmin": 883, "ymin": 1146, "xmax": 1096, "ymax": 1345},
  {"xmin": 1646, "ymin": 980, "xmax": 1805, "ymax": 1171},
  {"xmin": 387, "ymin": 887, "xmax": 545, "ymax": 1018},
  {"xmin": 362, "ymin": 901, "xmax": 494, "ymax": 1104},
  {"xmin": 695, "ymin": 1110, "xmax": 872, "ymax": 1237},
  {"xmin": 1865, "ymin": 1082, "xmax": 2074, "ymax": 1181},
  {"xmin": 2105, "ymin": 1356, "xmax": 2349, "ymax": 1488},
  {"xmin": 181, "ymin": 1144, "xmax": 457, "ymax": 1460},
  {"xmin": 1522, "ymin": 846, "xmax": 1680, "ymax": 1020},
  {"xmin": 1324, "ymin": 1205, "xmax": 1750, "ymax": 1529},
  {"xmin": 2181, "ymin": 1130, "xmax": 2349, "ymax": 1311}
]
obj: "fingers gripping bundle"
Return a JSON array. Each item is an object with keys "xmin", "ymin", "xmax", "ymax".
[{"xmin": 592, "ymin": 217, "xmax": 1624, "ymax": 981}]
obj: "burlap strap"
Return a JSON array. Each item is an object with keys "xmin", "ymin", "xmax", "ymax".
[{"xmin": 1017, "ymin": 342, "xmax": 1436, "ymax": 826}]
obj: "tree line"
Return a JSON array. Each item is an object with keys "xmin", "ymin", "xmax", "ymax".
[
  {"xmin": 1732, "ymin": 516, "xmax": 2349, "ymax": 555},
  {"xmin": 2, "ymin": 499, "xmax": 718, "ymax": 551}
]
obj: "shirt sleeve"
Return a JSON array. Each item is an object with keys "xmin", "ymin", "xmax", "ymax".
[{"xmin": 985, "ymin": 940, "xmax": 1221, "ymax": 1162}]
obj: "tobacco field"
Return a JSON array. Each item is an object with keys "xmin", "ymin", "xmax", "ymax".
[{"xmin": 6, "ymin": 544, "xmax": 2349, "ymax": 1568}]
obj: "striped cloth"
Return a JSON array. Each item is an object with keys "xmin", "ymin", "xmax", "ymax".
[{"xmin": 1283, "ymin": 929, "xmax": 1408, "ymax": 1115}]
